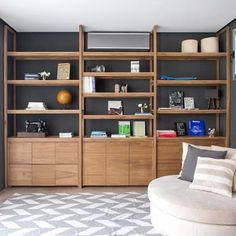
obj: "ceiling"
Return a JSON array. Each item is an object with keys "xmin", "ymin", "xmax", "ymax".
[{"xmin": 0, "ymin": 0, "xmax": 235, "ymax": 32}]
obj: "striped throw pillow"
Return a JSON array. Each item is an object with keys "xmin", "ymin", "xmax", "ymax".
[{"xmin": 190, "ymin": 157, "xmax": 236, "ymax": 197}]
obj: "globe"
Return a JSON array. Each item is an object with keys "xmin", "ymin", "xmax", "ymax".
[{"xmin": 56, "ymin": 90, "xmax": 72, "ymax": 105}]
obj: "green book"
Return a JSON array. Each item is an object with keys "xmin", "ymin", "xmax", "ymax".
[{"xmin": 118, "ymin": 121, "xmax": 130, "ymax": 137}]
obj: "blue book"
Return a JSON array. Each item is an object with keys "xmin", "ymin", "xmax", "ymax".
[
  {"xmin": 188, "ymin": 120, "xmax": 205, "ymax": 136},
  {"xmin": 160, "ymin": 75, "xmax": 197, "ymax": 80}
]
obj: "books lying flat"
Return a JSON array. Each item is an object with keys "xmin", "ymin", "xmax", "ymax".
[
  {"xmin": 83, "ymin": 76, "xmax": 96, "ymax": 93},
  {"xmin": 157, "ymin": 130, "xmax": 177, "ymax": 137},
  {"xmin": 111, "ymin": 134, "xmax": 126, "ymax": 138},
  {"xmin": 24, "ymin": 73, "xmax": 40, "ymax": 80},
  {"xmin": 59, "ymin": 132, "xmax": 73, "ymax": 138},
  {"xmin": 90, "ymin": 131, "xmax": 107, "ymax": 138},
  {"xmin": 160, "ymin": 75, "xmax": 197, "ymax": 80},
  {"xmin": 26, "ymin": 102, "xmax": 47, "ymax": 110}
]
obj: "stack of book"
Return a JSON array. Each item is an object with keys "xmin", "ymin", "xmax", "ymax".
[
  {"xmin": 83, "ymin": 76, "xmax": 96, "ymax": 93},
  {"xmin": 90, "ymin": 131, "xmax": 107, "ymax": 138},
  {"xmin": 26, "ymin": 102, "xmax": 47, "ymax": 110},
  {"xmin": 111, "ymin": 134, "xmax": 126, "ymax": 138},
  {"xmin": 157, "ymin": 130, "xmax": 177, "ymax": 137},
  {"xmin": 24, "ymin": 73, "xmax": 40, "ymax": 80},
  {"xmin": 59, "ymin": 132, "xmax": 73, "ymax": 138}
]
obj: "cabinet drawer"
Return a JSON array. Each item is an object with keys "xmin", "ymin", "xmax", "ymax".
[
  {"xmin": 32, "ymin": 143, "xmax": 55, "ymax": 164},
  {"xmin": 56, "ymin": 165, "xmax": 78, "ymax": 186},
  {"xmin": 32, "ymin": 165, "xmax": 55, "ymax": 185},
  {"xmin": 8, "ymin": 142, "xmax": 32, "ymax": 164},
  {"xmin": 56, "ymin": 143, "xmax": 78, "ymax": 164},
  {"xmin": 8, "ymin": 165, "xmax": 32, "ymax": 186}
]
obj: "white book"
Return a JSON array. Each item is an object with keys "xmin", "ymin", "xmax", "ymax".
[
  {"xmin": 133, "ymin": 121, "xmax": 146, "ymax": 137},
  {"xmin": 111, "ymin": 134, "xmax": 126, "ymax": 138}
]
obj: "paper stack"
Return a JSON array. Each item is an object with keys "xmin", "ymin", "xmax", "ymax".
[{"xmin": 26, "ymin": 102, "xmax": 47, "ymax": 110}]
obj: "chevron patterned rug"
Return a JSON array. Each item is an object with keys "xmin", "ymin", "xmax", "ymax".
[{"xmin": 0, "ymin": 192, "xmax": 161, "ymax": 236}]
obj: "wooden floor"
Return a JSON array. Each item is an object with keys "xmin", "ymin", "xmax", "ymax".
[{"xmin": 0, "ymin": 186, "xmax": 147, "ymax": 204}]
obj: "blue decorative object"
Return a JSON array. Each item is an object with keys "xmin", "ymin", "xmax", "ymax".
[
  {"xmin": 160, "ymin": 75, "xmax": 197, "ymax": 80},
  {"xmin": 188, "ymin": 120, "xmax": 205, "ymax": 136}
]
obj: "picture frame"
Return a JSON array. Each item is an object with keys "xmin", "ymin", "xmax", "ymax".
[
  {"xmin": 57, "ymin": 63, "xmax": 70, "ymax": 80},
  {"xmin": 175, "ymin": 122, "xmax": 187, "ymax": 136},
  {"xmin": 184, "ymin": 97, "xmax": 195, "ymax": 109}
]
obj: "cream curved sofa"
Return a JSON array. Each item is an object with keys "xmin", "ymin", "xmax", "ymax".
[{"xmin": 148, "ymin": 175, "xmax": 236, "ymax": 236}]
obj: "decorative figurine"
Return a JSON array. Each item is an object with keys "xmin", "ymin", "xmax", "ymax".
[
  {"xmin": 120, "ymin": 84, "xmax": 128, "ymax": 93},
  {"xmin": 208, "ymin": 128, "xmax": 216, "ymax": 137},
  {"xmin": 115, "ymin": 83, "xmax": 120, "ymax": 93},
  {"xmin": 39, "ymin": 71, "xmax": 51, "ymax": 80},
  {"xmin": 91, "ymin": 65, "xmax": 105, "ymax": 72}
]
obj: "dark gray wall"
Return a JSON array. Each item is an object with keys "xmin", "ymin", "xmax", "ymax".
[
  {"xmin": 14, "ymin": 32, "xmax": 225, "ymax": 136},
  {"xmin": 229, "ymin": 19, "xmax": 236, "ymax": 147},
  {"xmin": 0, "ymin": 19, "xmax": 5, "ymax": 190}
]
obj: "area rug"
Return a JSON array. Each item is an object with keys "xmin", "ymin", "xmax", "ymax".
[{"xmin": 0, "ymin": 192, "xmax": 161, "ymax": 236}]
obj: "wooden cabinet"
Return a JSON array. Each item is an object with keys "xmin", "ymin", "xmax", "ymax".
[
  {"xmin": 157, "ymin": 137, "xmax": 226, "ymax": 177},
  {"xmin": 130, "ymin": 142, "xmax": 153, "ymax": 185},
  {"xmin": 106, "ymin": 142, "xmax": 129, "ymax": 185},
  {"xmin": 83, "ymin": 142, "xmax": 106, "ymax": 185},
  {"xmin": 8, "ymin": 138, "xmax": 79, "ymax": 186},
  {"xmin": 83, "ymin": 139, "xmax": 153, "ymax": 186}
]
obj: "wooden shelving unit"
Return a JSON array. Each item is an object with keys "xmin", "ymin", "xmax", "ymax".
[
  {"xmin": 83, "ymin": 92, "xmax": 154, "ymax": 98},
  {"xmin": 157, "ymin": 52, "xmax": 226, "ymax": 60},
  {"xmin": 7, "ymin": 109, "xmax": 80, "ymax": 114},
  {"xmin": 3, "ymin": 24, "xmax": 230, "ymax": 187},
  {"xmin": 157, "ymin": 80, "xmax": 226, "ymax": 86},
  {"xmin": 7, "ymin": 51, "xmax": 80, "ymax": 60},
  {"xmin": 157, "ymin": 109, "xmax": 226, "ymax": 114},
  {"xmin": 7, "ymin": 80, "xmax": 80, "ymax": 86}
]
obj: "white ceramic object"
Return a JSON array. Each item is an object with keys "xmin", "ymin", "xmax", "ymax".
[
  {"xmin": 201, "ymin": 37, "xmax": 219, "ymax": 52},
  {"xmin": 181, "ymin": 39, "xmax": 198, "ymax": 52}
]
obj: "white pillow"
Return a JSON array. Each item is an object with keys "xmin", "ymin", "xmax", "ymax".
[
  {"xmin": 190, "ymin": 157, "xmax": 236, "ymax": 197},
  {"xmin": 181, "ymin": 142, "xmax": 212, "ymax": 169},
  {"xmin": 211, "ymin": 145, "xmax": 236, "ymax": 192}
]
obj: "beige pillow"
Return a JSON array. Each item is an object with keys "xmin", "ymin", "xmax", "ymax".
[
  {"xmin": 181, "ymin": 142, "xmax": 212, "ymax": 169},
  {"xmin": 211, "ymin": 145, "xmax": 236, "ymax": 192},
  {"xmin": 190, "ymin": 157, "xmax": 236, "ymax": 198}
]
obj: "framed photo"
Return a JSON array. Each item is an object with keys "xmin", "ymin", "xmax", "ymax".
[
  {"xmin": 57, "ymin": 63, "xmax": 70, "ymax": 80},
  {"xmin": 184, "ymin": 97, "xmax": 195, "ymax": 109},
  {"xmin": 175, "ymin": 122, "xmax": 187, "ymax": 136}
]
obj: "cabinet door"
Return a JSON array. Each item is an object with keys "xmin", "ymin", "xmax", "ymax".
[
  {"xmin": 157, "ymin": 140, "xmax": 182, "ymax": 177},
  {"xmin": 8, "ymin": 165, "xmax": 32, "ymax": 186},
  {"xmin": 56, "ymin": 143, "xmax": 78, "ymax": 164},
  {"xmin": 32, "ymin": 143, "xmax": 55, "ymax": 164},
  {"xmin": 8, "ymin": 142, "xmax": 32, "ymax": 164},
  {"xmin": 129, "ymin": 141, "xmax": 153, "ymax": 185},
  {"xmin": 32, "ymin": 165, "xmax": 55, "ymax": 185},
  {"xmin": 106, "ymin": 142, "xmax": 129, "ymax": 185},
  {"xmin": 56, "ymin": 165, "xmax": 78, "ymax": 186},
  {"xmin": 83, "ymin": 142, "xmax": 106, "ymax": 185}
]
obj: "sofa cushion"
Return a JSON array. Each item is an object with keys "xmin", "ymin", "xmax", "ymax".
[
  {"xmin": 190, "ymin": 157, "xmax": 236, "ymax": 197},
  {"xmin": 179, "ymin": 145, "xmax": 227, "ymax": 182},
  {"xmin": 148, "ymin": 175, "xmax": 236, "ymax": 225},
  {"xmin": 212, "ymin": 145, "xmax": 236, "ymax": 193}
]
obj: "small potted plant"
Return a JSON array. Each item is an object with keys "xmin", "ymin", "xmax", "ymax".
[
  {"xmin": 39, "ymin": 71, "xmax": 51, "ymax": 80},
  {"xmin": 138, "ymin": 103, "xmax": 149, "ymax": 113}
]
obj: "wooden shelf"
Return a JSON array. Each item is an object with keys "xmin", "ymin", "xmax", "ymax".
[
  {"xmin": 7, "ymin": 109, "xmax": 80, "ymax": 114},
  {"xmin": 8, "ymin": 136, "xmax": 80, "ymax": 142},
  {"xmin": 157, "ymin": 52, "xmax": 226, "ymax": 60},
  {"xmin": 157, "ymin": 109, "xmax": 226, "ymax": 114},
  {"xmin": 83, "ymin": 72, "xmax": 154, "ymax": 79},
  {"xmin": 7, "ymin": 80, "xmax": 80, "ymax": 86},
  {"xmin": 7, "ymin": 51, "xmax": 80, "ymax": 60},
  {"xmin": 157, "ymin": 80, "xmax": 226, "ymax": 86},
  {"xmin": 83, "ymin": 115, "xmax": 154, "ymax": 120},
  {"xmin": 83, "ymin": 137, "xmax": 154, "ymax": 142},
  {"xmin": 157, "ymin": 136, "xmax": 226, "ymax": 140},
  {"xmin": 83, "ymin": 92, "xmax": 154, "ymax": 98},
  {"xmin": 83, "ymin": 51, "xmax": 153, "ymax": 60}
]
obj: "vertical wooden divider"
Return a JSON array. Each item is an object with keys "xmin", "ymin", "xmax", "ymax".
[
  {"xmin": 215, "ymin": 58, "xmax": 220, "ymax": 136},
  {"xmin": 225, "ymin": 27, "xmax": 231, "ymax": 147},
  {"xmin": 4, "ymin": 26, "xmax": 8, "ymax": 187},
  {"xmin": 152, "ymin": 26, "xmax": 157, "ymax": 179},
  {"xmin": 79, "ymin": 25, "xmax": 84, "ymax": 187}
]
